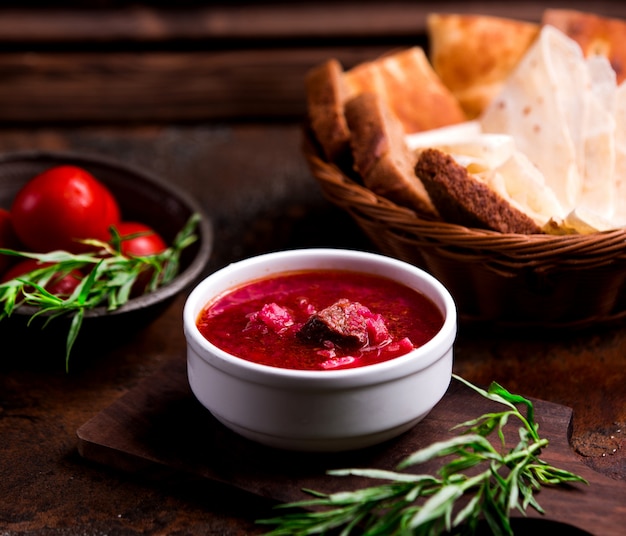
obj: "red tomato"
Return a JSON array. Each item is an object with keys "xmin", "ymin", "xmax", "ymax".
[
  {"xmin": 115, "ymin": 221, "xmax": 167, "ymax": 256},
  {"xmin": 0, "ymin": 208, "xmax": 20, "ymax": 274},
  {"xmin": 1, "ymin": 258, "xmax": 83, "ymax": 297},
  {"xmin": 11, "ymin": 165, "xmax": 121, "ymax": 253},
  {"xmin": 112, "ymin": 222, "xmax": 167, "ymax": 297}
]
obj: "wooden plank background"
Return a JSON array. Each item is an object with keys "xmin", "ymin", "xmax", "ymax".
[{"xmin": 2, "ymin": 1, "xmax": 626, "ymax": 123}]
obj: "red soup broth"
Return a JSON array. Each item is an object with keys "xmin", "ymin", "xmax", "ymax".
[{"xmin": 196, "ymin": 269, "xmax": 445, "ymax": 371}]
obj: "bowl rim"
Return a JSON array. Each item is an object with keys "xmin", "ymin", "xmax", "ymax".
[
  {"xmin": 0, "ymin": 149, "xmax": 213, "ymax": 318},
  {"xmin": 184, "ymin": 247, "xmax": 457, "ymax": 386}
]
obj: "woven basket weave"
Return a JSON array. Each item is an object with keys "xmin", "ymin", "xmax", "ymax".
[{"xmin": 303, "ymin": 137, "xmax": 626, "ymax": 329}]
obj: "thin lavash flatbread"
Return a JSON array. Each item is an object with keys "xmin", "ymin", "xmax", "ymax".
[
  {"xmin": 611, "ymin": 83, "xmax": 626, "ymax": 225},
  {"xmin": 577, "ymin": 55, "xmax": 617, "ymax": 218},
  {"xmin": 542, "ymin": 8, "xmax": 626, "ymax": 84},
  {"xmin": 480, "ymin": 25, "xmax": 616, "ymax": 216}
]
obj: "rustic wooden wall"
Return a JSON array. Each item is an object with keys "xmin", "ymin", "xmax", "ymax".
[{"xmin": 1, "ymin": 1, "xmax": 626, "ymax": 124}]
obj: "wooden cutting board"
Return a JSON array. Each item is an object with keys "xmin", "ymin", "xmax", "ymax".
[{"xmin": 77, "ymin": 356, "xmax": 626, "ymax": 534}]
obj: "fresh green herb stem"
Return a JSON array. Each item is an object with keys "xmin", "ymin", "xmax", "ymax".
[
  {"xmin": 0, "ymin": 213, "xmax": 200, "ymax": 370},
  {"xmin": 257, "ymin": 374, "xmax": 588, "ymax": 536}
]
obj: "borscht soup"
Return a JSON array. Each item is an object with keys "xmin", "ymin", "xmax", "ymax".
[{"xmin": 196, "ymin": 269, "xmax": 444, "ymax": 371}]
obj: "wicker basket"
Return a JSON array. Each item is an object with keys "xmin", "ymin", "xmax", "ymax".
[{"xmin": 303, "ymin": 137, "xmax": 626, "ymax": 330}]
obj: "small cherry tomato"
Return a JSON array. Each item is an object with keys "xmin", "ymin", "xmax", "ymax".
[
  {"xmin": 113, "ymin": 221, "xmax": 167, "ymax": 297},
  {"xmin": 1, "ymin": 258, "xmax": 83, "ymax": 297},
  {"xmin": 115, "ymin": 221, "xmax": 167, "ymax": 257},
  {"xmin": 11, "ymin": 165, "xmax": 121, "ymax": 253}
]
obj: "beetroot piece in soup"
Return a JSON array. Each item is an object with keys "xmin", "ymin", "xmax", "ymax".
[{"xmin": 196, "ymin": 269, "xmax": 444, "ymax": 371}]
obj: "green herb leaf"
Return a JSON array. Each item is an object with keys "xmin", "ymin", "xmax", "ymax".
[
  {"xmin": 257, "ymin": 374, "xmax": 588, "ymax": 535},
  {"xmin": 0, "ymin": 213, "xmax": 201, "ymax": 370}
]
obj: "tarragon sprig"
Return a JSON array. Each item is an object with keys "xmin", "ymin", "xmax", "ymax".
[
  {"xmin": 257, "ymin": 374, "xmax": 587, "ymax": 535},
  {"xmin": 0, "ymin": 213, "xmax": 200, "ymax": 369}
]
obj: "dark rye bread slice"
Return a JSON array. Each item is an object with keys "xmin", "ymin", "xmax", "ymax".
[
  {"xmin": 415, "ymin": 148, "xmax": 543, "ymax": 234},
  {"xmin": 305, "ymin": 58, "xmax": 353, "ymax": 165},
  {"xmin": 345, "ymin": 92, "xmax": 439, "ymax": 219}
]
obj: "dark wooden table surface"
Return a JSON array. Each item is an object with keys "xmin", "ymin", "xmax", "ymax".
[{"xmin": 1, "ymin": 2, "xmax": 626, "ymax": 535}]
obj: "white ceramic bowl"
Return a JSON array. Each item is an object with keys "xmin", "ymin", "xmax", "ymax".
[{"xmin": 183, "ymin": 248, "xmax": 457, "ymax": 452}]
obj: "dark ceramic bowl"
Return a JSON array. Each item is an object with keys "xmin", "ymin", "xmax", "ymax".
[{"xmin": 0, "ymin": 150, "xmax": 213, "ymax": 364}]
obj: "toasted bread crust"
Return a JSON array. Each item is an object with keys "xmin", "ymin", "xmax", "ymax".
[
  {"xmin": 415, "ymin": 148, "xmax": 543, "ymax": 234},
  {"xmin": 305, "ymin": 59, "xmax": 352, "ymax": 164},
  {"xmin": 304, "ymin": 47, "xmax": 466, "ymax": 171},
  {"xmin": 427, "ymin": 13, "xmax": 539, "ymax": 118},
  {"xmin": 345, "ymin": 47, "xmax": 466, "ymax": 133},
  {"xmin": 345, "ymin": 92, "xmax": 439, "ymax": 218}
]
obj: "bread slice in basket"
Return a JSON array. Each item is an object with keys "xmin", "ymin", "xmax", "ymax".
[
  {"xmin": 344, "ymin": 47, "xmax": 466, "ymax": 133},
  {"xmin": 427, "ymin": 13, "xmax": 539, "ymax": 119},
  {"xmin": 415, "ymin": 148, "xmax": 543, "ymax": 234},
  {"xmin": 305, "ymin": 47, "xmax": 466, "ymax": 167},
  {"xmin": 344, "ymin": 92, "xmax": 439, "ymax": 218},
  {"xmin": 305, "ymin": 59, "xmax": 353, "ymax": 166}
]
